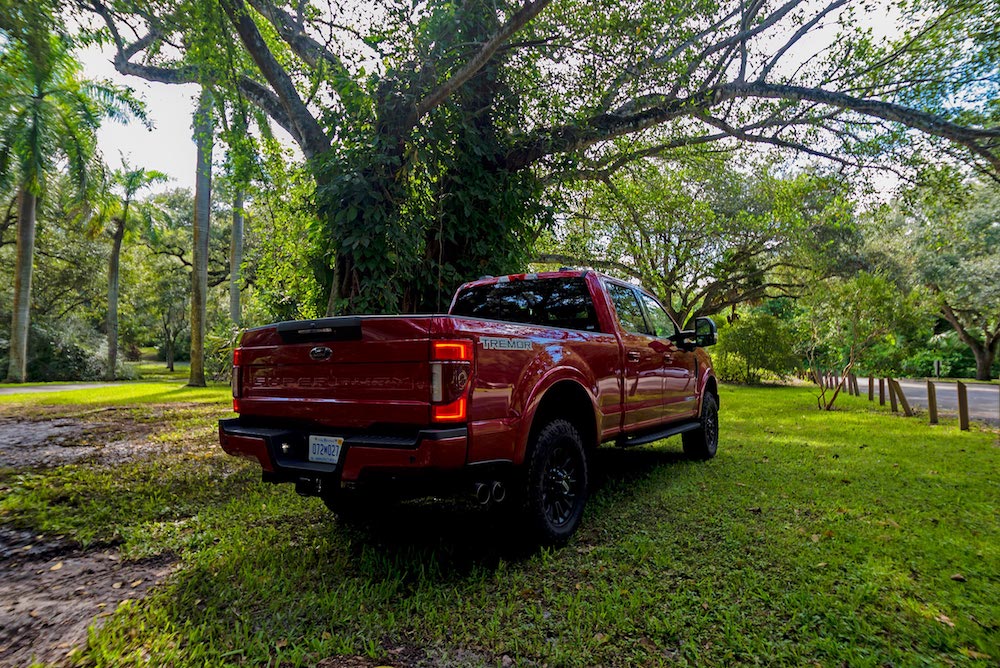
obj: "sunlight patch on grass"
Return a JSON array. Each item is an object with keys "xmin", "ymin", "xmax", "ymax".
[{"xmin": 0, "ymin": 381, "xmax": 230, "ymax": 406}]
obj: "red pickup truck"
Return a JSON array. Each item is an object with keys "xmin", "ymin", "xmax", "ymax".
[{"xmin": 220, "ymin": 270, "xmax": 719, "ymax": 543}]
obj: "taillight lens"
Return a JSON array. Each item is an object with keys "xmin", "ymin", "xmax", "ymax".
[
  {"xmin": 430, "ymin": 340, "xmax": 473, "ymax": 422},
  {"xmin": 231, "ymin": 347, "xmax": 243, "ymax": 402}
]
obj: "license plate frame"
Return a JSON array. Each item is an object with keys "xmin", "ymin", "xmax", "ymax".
[{"xmin": 308, "ymin": 435, "xmax": 344, "ymax": 465}]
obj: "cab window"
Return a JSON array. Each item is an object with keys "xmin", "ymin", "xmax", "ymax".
[
  {"xmin": 640, "ymin": 293, "xmax": 677, "ymax": 338},
  {"xmin": 606, "ymin": 282, "xmax": 651, "ymax": 335}
]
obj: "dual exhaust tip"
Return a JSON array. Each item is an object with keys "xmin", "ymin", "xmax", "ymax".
[{"xmin": 474, "ymin": 481, "xmax": 506, "ymax": 505}]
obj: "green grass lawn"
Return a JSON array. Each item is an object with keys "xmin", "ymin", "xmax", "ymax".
[
  {"xmin": 0, "ymin": 381, "xmax": 228, "ymax": 407},
  {"xmin": 0, "ymin": 385, "xmax": 996, "ymax": 666}
]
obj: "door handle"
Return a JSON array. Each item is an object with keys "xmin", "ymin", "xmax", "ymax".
[{"xmin": 627, "ymin": 351, "xmax": 641, "ymax": 362}]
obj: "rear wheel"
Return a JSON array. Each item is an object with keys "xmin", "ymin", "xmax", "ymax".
[
  {"xmin": 524, "ymin": 419, "xmax": 589, "ymax": 545},
  {"xmin": 683, "ymin": 393, "xmax": 719, "ymax": 460}
]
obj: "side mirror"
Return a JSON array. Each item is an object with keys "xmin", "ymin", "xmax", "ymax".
[{"xmin": 694, "ymin": 316, "xmax": 717, "ymax": 348}]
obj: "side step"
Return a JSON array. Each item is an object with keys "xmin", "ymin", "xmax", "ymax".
[{"xmin": 616, "ymin": 421, "xmax": 700, "ymax": 448}]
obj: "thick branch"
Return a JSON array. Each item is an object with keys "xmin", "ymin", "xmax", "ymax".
[
  {"xmin": 245, "ymin": 0, "xmax": 366, "ymax": 116},
  {"xmin": 220, "ymin": 0, "xmax": 330, "ymax": 159},
  {"xmin": 411, "ymin": 0, "xmax": 552, "ymax": 124},
  {"xmin": 724, "ymin": 81, "xmax": 1000, "ymax": 171}
]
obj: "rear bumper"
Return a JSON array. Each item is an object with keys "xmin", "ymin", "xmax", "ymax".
[{"xmin": 218, "ymin": 418, "xmax": 468, "ymax": 485}]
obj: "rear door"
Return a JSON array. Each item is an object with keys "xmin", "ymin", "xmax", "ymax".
[{"xmin": 605, "ymin": 281, "xmax": 667, "ymax": 432}]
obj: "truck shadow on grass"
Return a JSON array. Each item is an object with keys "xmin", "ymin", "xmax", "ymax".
[{"xmin": 330, "ymin": 444, "xmax": 690, "ymax": 568}]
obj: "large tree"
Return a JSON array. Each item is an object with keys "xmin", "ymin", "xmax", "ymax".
[
  {"xmin": 86, "ymin": 0, "xmax": 1000, "ymax": 314},
  {"xmin": 536, "ymin": 155, "xmax": 858, "ymax": 325},
  {"xmin": 878, "ymin": 171, "xmax": 1000, "ymax": 380},
  {"xmin": 1, "ymin": 1, "xmax": 142, "ymax": 381}
]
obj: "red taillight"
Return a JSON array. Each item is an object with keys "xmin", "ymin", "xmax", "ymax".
[
  {"xmin": 432, "ymin": 397, "xmax": 467, "ymax": 422},
  {"xmin": 430, "ymin": 339, "xmax": 473, "ymax": 422},
  {"xmin": 233, "ymin": 398, "xmax": 241, "ymax": 413},
  {"xmin": 432, "ymin": 340, "xmax": 472, "ymax": 361},
  {"xmin": 232, "ymin": 347, "xmax": 243, "ymax": 400}
]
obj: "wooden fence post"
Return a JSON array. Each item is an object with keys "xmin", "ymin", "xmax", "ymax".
[
  {"xmin": 957, "ymin": 381, "xmax": 970, "ymax": 431},
  {"xmin": 879, "ymin": 378, "xmax": 886, "ymax": 406},
  {"xmin": 868, "ymin": 376, "xmax": 874, "ymax": 402},
  {"xmin": 887, "ymin": 377, "xmax": 899, "ymax": 413},
  {"xmin": 891, "ymin": 379, "xmax": 913, "ymax": 417},
  {"xmin": 927, "ymin": 380, "xmax": 938, "ymax": 425}
]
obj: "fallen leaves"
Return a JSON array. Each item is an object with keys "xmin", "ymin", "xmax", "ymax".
[
  {"xmin": 950, "ymin": 573, "xmax": 967, "ymax": 582},
  {"xmin": 49, "ymin": 561, "xmax": 63, "ymax": 571},
  {"xmin": 935, "ymin": 614, "xmax": 955, "ymax": 628}
]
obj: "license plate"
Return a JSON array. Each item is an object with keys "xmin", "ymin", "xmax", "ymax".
[{"xmin": 308, "ymin": 435, "xmax": 343, "ymax": 464}]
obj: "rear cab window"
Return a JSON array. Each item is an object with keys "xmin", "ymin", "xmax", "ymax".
[
  {"xmin": 451, "ymin": 277, "xmax": 600, "ymax": 332},
  {"xmin": 605, "ymin": 282, "xmax": 651, "ymax": 335}
]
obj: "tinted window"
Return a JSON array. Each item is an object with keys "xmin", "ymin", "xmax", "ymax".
[
  {"xmin": 606, "ymin": 282, "xmax": 651, "ymax": 335},
  {"xmin": 451, "ymin": 278, "xmax": 600, "ymax": 331},
  {"xmin": 640, "ymin": 293, "xmax": 677, "ymax": 338}
]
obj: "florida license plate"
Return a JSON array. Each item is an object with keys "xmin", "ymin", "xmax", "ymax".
[{"xmin": 308, "ymin": 435, "xmax": 343, "ymax": 464}]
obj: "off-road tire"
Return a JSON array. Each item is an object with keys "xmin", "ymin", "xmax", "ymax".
[
  {"xmin": 524, "ymin": 419, "xmax": 589, "ymax": 545},
  {"xmin": 682, "ymin": 393, "xmax": 719, "ymax": 460}
]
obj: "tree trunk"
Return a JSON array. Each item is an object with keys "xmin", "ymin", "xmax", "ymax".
[
  {"xmin": 6, "ymin": 188, "xmax": 37, "ymax": 383},
  {"xmin": 106, "ymin": 213, "xmax": 128, "ymax": 381},
  {"xmin": 166, "ymin": 329, "xmax": 175, "ymax": 372},
  {"xmin": 973, "ymin": 346, "xmax": 996, "ymax": 381},
  {"xmin": 188, "ymin": 87, "xmax": 214, "ymax": 387},
  {"xmin": 229, "ymin": 188, "xmax": 244, "ymax": 325}
]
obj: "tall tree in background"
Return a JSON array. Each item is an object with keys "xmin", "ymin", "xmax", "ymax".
[
  {"xmin": 99, "ymin": 161, "xmax": 167, "ymax": 380},
  {"xmin": 188, "ymin": 86, "xmax": 214, "ymax": 387},
  {"xmin": 538, "ymin": 156, "xmax": 857, "ymax": 326},
  {"xmin": 86, "ymin": 0, "xmax": 1000, "ymax": 316},
  {"xmin": 1, "ymin": 2, "xmax": 142, "ymax": 381},
  {"xmin": 878, "ymin": 171, "xmax": 1000, "ymax": 380}
]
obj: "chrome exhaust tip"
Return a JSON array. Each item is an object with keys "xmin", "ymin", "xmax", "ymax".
[
  {"xmin": 491, "ymin": 481, "xmax": 506, "ymax": 503},
  {"xmin": 474, "ymin": 482, "xmax": 491, "ymax": 505}
]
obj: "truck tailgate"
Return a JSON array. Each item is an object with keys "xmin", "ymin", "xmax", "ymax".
[{"xmin": 235, "ymin": 316, "xmax": 436, "ymax": 428}]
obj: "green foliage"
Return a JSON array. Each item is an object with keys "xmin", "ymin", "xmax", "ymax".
[
  {"xmin": 538, "ymin": 154, "xmax": 858, "ymax": 325},
  {"xmin": 872, "ymin": 169, "xmax": 1000, "ymax": 379},
  {"xmin": 715, "ymin": 310, "xmax": 798, "ymax": 384},
  {"xmin": 796, "ymin": 272, "xmax": 928, "ymax": 408}
]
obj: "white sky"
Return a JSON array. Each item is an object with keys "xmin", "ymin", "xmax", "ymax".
[{"xmin": 81, "ymin": 44, "xmax": 201, "ymax": 191}]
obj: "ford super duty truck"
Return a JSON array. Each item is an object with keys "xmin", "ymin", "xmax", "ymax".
[{"xmin": 219, "ymin": 270, "xmax": 719, "ymax": 543}]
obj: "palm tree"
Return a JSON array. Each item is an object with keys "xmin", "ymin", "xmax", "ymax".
[
  {"xmin": 0, "ymin": 4, "xmax": 144, "ymax": 382},
  {"xmin": 97, "ymin": 161, "xmax": 168, "ymax": 380}
]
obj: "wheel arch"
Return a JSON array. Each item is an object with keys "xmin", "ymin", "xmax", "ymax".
[
  {"xmin": 702, "ymin": 375, "xmax": 719, "ymax": 412},
  {"xmin": 520, "ymin": 378, "xmax": 599, "ymax": 464}
]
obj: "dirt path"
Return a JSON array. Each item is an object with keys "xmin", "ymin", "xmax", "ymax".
[
  {"xmin": 0, "ymin": 406, "xmax": 202, "ymax": 666},
  {"xmin": 0, "ymin": 529, "xmax": 176, "ymax": 667}
]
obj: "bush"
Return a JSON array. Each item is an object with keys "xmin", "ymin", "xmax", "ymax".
[
  {"xmin": 24, "ymin": 324, "xmax": 104, "ymax": 381},
  {"xmin": 716, "ymin": 312, "xmax": 798, "ymax": 384}
]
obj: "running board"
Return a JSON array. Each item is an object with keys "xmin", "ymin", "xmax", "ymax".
[{"xmin": 616, "ymin": 421, "xmax": 700, "ymax": 447}]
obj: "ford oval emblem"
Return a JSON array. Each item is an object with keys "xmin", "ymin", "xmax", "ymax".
[{"xmin": 309, "ymin": 346, "xmax": 333, "ymax": 361}]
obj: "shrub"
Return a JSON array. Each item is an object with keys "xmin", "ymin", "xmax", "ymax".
[{"xmin": 716, "ymin": 312, "xmax": 798, "ymax": 384}]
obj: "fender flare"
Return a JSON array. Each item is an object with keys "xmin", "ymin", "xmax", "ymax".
[{"xmin": 514, "ymin": 366, "xmax": 601, "ymax": 465}]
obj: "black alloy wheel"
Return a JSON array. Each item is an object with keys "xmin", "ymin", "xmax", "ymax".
[{"xmin": 526, "ymin": 419, "xmax": 589, "ymax": 544}]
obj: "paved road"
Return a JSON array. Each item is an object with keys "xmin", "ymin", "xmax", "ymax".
[
  {"xmin": 861, "ymin": 378, "xmax": 999, "ymax": 424},
  {"xmin": 0, "ymin": 383, "xmax": 118, "ymax": 396}
]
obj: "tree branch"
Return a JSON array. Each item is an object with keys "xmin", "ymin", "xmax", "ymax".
[
  {"xmin": 219, "ymin": 0, "xmax": 330, "ymax": 159},
  {"xmin": 410, "ymin": 0, "xmax": 553, "ymax": 125}
]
